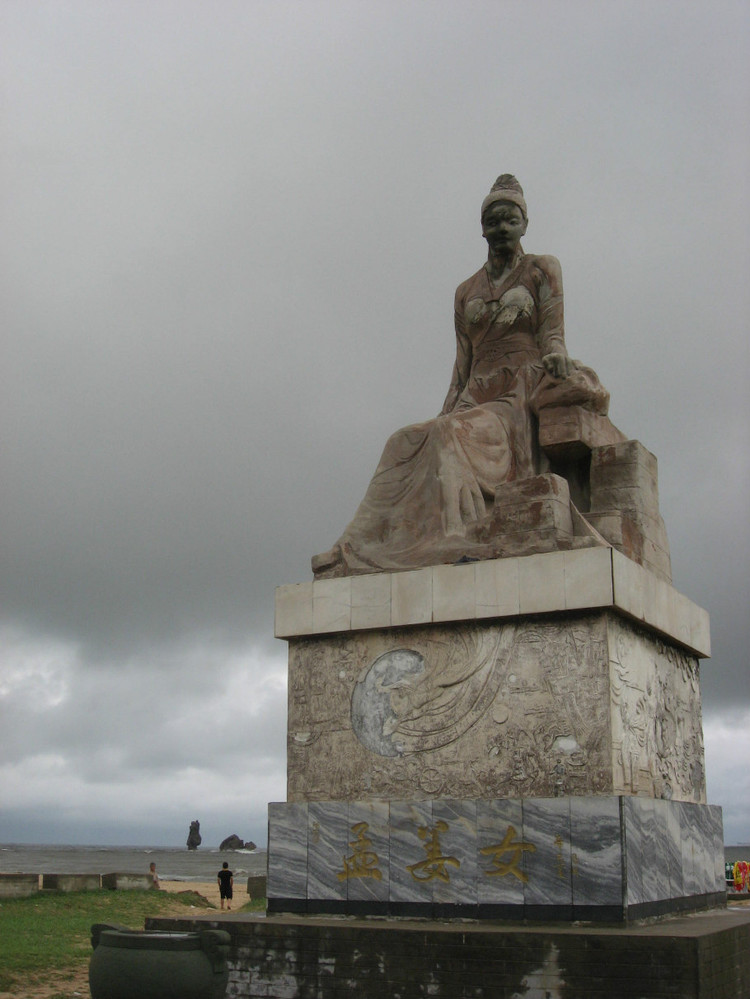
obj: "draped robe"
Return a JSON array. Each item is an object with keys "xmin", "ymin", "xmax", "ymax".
[{"xmin": 313, "ymin": 246, "xmax": 607, "ymax": 577}]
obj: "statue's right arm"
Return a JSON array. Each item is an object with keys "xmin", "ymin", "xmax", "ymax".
[{"xmin": 440, "ymin": 304, "xmax": 472, "ymax": 415}]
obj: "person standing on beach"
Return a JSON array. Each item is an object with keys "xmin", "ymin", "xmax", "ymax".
[
  {"xmin": 217, "ymin": 861, "xmax": 233, "ymax": 910},
  {"xmin": 149, "ymin": 862, "xmax": 160, "ymax": 889}
]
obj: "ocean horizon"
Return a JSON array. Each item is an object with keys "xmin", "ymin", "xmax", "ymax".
[
  {"xmin": 3, "ymin": 841, "xmax": 746, "ymax": 884},
  {"xmin": 0, "ymin": 842, "xmax": 267, "ymax": 882}
]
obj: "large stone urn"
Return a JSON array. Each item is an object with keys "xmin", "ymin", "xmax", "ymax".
[{"xmin": 89, "ymin": 924, "xmax": 231, "ymax": 999}]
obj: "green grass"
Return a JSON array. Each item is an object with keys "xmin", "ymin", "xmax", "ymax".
[{"xmin": 0, "ymin": 889, "xmax": 264, "ymax": 993}]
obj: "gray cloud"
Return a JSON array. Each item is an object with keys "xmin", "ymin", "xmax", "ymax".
[{"xmin": 1, "ymin": 0, "xmax": 748, "ymax": 846}]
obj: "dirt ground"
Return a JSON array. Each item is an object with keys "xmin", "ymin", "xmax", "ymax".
[
  {"xmin": 0, "ymin": 881, "xmax": 243, "ymax": 999},
  {"xmin": 1, "ymin": 965, "xmax": 93, "ymax": 999}
]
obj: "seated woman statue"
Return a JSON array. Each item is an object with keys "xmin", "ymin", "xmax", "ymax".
[{"xmin": 313, "ymin": 175, "xmax": 608, "ymax": 578}]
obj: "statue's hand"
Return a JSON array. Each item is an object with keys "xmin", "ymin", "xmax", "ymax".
[
  {"xmin": 542, "ymin": 352, "xmax": 575, "ymax": 381},
  {"xmin": 459, "ymin": 482, "xmax": 486, "ymax": 523}
]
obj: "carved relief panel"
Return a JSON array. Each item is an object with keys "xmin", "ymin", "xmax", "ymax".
[
  {"xmin": 287, "ymin": 614, "xmax": 615, "ymax": 801},
  {"xmin": 608, "ymin": 615, "xmax": 705, "ymax": 802}
]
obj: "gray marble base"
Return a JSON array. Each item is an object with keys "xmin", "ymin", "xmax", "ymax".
[{"xmin": 267, "ymin": 795, "xmax": 724, "ymax": 921}]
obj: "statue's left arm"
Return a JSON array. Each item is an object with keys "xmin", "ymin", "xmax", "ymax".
[{"xmin": 535, "ymin": 255, "xmax": 576, "ymax": 380}]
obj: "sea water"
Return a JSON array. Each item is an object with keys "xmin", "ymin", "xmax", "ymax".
[{"xmin": 0, "ymin": 843, "xmax": 267, "ymax": 883}]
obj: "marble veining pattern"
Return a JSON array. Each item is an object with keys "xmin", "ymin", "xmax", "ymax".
[
  {"xmin": 569, "ymin": 796, "xmax": 623, "ymax": 906},
  {"xmin": 432, "ymin": 799, "xmax": 477, "ymax": 905},
  {"xmin": 638, "ymin": 799, "xmax": 662, "ymax": 902},
  {"xmin": 693, "ymin": 799, "xmax": 714, "ymax": 894},
  {"xmin": 521, "ymin": 797, "xmax": 572, "ymax": 906},
  {"xmin": 623, "ymin": 797, "xmax": 645, "ymax": 905},
  {"xmin": 266, "ymin": 796, "xmax": 723, "ymax": 913},
  {"xmin": 389, "ymin": 800, "xmax": 435, "ymax": 904},
  {"xmin": 307, "ymin": 801, "xmax": 349, "ymax": 900},
  {"xmin": 709, "ymin": 805, "xmax": 726, "ymax": 892},
  {"xmin": 267, "ymin": 801, "xmax": 308, "ymax": 899},
  {"xmin": 664, "ymin": 798, "xmax": 684, "ymax": 899},
  {"xmin": 679, "ymin": 800, "xmax": 701, "ymax": 896}
]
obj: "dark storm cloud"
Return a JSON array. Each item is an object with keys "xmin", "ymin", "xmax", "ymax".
[{"xmin": 1, "ymin": 0, "xmax": 748, "ymax": 845}]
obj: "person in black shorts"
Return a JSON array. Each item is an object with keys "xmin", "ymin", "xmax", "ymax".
[{"xmin": 217, "ymin": 861, "xmax": 233, "ymax": 910}]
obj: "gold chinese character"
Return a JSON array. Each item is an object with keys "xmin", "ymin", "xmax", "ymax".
[
  {"xmin": 554, "ymin": 833, "xmax": 565, "ymax": 879},
  {"xmin": 337, "ymin": 821, "xmax": 382, "ymax": 881},
  {"xmin": 480, "ymin": 824, "xmax": 536, "ymax": 882},
  {"xmin": 407, "ymin": 820, "xmax": 460, "ymax": 883}
]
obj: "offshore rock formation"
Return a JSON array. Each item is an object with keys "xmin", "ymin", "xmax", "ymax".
[
  {"xmin": 219, "ymin": 834, "xmax": 256, "ymax": 851},
  {"xmin": 186, "ymin": 819, "xmax": 202, "ymax": 851}
]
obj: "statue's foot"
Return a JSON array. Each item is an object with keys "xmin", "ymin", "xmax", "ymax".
[{"xmin": 311, "ymin": 544, "xmax": 344, "ymax": 577}]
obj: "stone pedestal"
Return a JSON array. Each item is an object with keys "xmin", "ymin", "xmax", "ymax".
[
  {"xmin": 147, "ymin": 908, "xmax": 750, "ymax": 999},
  {"xmin": 267, "ymin": 795, "xmax": 724, "ymax": 922},
  {"xmin": 271, "ymin": 547, "xmax": 722, "ymax": 922},
  {"xmin": 276, "ymin": 548, "xmax": 709, "ymax": 802}
]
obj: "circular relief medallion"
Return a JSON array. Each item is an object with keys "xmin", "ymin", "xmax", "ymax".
[{"xmin": 350, "ymin": 648, "xmax": 425, "ymax": 757}]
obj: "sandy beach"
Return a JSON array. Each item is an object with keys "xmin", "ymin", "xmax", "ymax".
[{"xmin": 159, "ymin": 877, "xmax": 250, "ymax": 910}]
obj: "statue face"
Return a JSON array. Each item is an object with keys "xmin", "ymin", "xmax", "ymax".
[{"xmin": 481, "ymin": 202, "xmax": 527, "ymax": 255}]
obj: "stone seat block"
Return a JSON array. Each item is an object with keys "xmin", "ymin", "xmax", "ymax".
[
  {"xmin": 477, "ymin": 474, "xmax": 574, "ymax": 538},
  {"xmin": 537, "ymin": 406, "xmax": 627, "ymax": 459},
  {"xmin": 590, "ymin": 439, "xmax": 662, "ymax": 520},
  {"xmin": 586, "ymin": 508, "xmax": 672, "ymax": 582}
]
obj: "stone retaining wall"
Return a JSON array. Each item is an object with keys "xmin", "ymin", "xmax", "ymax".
[
  {"xmin": 147, "ymin": 910, "xmax": 750, "ymax": 999},
  {"xmin": 102, "ymin": 872, "xmax": 155, "ymax": 890},
  {"xmin": 42, "ymin": 873, "xmax": 101, "ymax": 891},
  {"xmin": 0, "ymin": 873, "xmax": 39, "ymax": 898}
]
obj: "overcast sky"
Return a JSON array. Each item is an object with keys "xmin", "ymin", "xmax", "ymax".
[{"xmin": 2, "ymin": 1, "xmax": 748, "ymax": 849}]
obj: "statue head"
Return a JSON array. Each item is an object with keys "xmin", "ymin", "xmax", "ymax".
[
  {"xmin": 481, "ymin": 175, "xmax": 528, "ymax": 257},
  {"xmin": 481, "ymin": 174, "xmax": 528, "ymax": 222}
]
